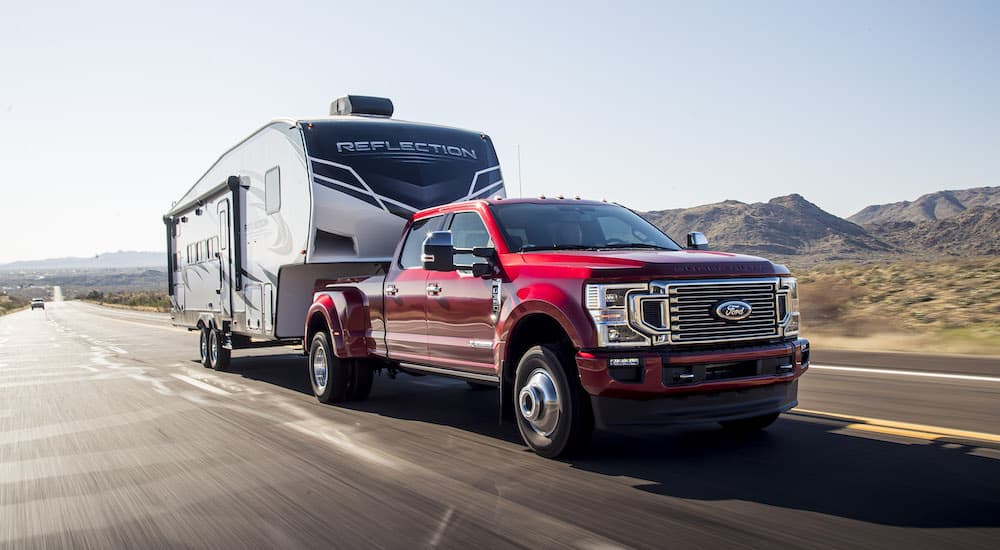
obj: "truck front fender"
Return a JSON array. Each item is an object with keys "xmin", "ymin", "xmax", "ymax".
[
  {"xmin": 498, "ymin": 283, "xmax": 597, "ymax": 356},
  {"xmin": 304, "ymin": 288, "xmax": 372, "ymax": 359}
]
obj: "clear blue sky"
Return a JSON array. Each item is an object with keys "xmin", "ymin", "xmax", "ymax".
[{"xmin": 1, "ymin": 0, "xmax": 997, "ymax": 262}]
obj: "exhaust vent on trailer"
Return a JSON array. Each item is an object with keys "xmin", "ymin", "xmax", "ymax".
[{"xmin": 329, "ymin": 95, "xmax": 394, "ymax": 117}]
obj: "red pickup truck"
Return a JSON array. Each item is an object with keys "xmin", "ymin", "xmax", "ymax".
[{"xmin": 305, "ymin": 198, "xmax": 809, "ymax": 457}]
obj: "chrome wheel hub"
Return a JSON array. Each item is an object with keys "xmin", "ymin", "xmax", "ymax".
[
  {"xmin": 518, "ymin": 369, "xmax": 560, "ymax": 436},
  {"xmin": 200, "ymin": 331, "xmax": 208, "ymax": 360},
  {"xmin": 312, "ymin": 347, "xmax": 328, "ymax": 392}
]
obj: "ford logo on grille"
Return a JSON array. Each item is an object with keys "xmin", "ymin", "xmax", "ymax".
[{"xmin": 715, "ymin": 300, "xmax": 753, "ymax": 321}]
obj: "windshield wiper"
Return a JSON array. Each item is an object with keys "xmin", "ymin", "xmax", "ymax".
[
  {"xmin": 519, "ymin": 244, "xmax": 601, "ymax": 252},
  {"xmin": 599, "ymin": 243, "xmax": 674, "ymax": 250}
]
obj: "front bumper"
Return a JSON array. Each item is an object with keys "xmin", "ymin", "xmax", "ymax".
[{"xmin": 576, "ymin": 338, "xmax": 809, "ymax": 428}]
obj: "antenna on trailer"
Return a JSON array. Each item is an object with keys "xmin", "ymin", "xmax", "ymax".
[{"xmin": 517, "ymin": 144, "xmax": 523, "ymax": 198}]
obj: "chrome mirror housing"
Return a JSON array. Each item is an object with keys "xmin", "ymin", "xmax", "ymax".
[{"xmin": 686, "ymin": 231, "xmax": 709, "ymax": 250}]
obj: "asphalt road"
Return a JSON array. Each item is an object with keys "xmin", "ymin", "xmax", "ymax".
[{"xmin": 1, "ymin": 300, "xmax": 998, "ymax": 549}]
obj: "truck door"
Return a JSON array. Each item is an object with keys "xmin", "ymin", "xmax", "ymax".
[
  {"xmin": 425, "ymin": 212, "xmax": 497, "ymax": 375},
  {"xmin": 383, "ymin": 215, "xmax": 445, "ymax": 363},
  {"xmin": 218, "ymin": 200, "xmax": 233, "ymax": 319}
]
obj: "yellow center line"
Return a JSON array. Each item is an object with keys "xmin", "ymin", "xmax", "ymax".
[
  {"xmin": 844, "ymin": 424, "xmax": 940, "ymax": 441},
  {"xmin": 791, "ymin": 408, "xmax": 1000, "ymax": 444}
]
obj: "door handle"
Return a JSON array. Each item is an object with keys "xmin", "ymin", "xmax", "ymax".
[
  {"xmin": 426, "ymin": 283, "xmax": 442, "ymax": 296},
  {"xmin": 386, "ymin": 284, "xmax": 399, "ymax": 296}
]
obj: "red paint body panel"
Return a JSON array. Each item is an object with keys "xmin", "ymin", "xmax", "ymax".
[
  {"xmin": 305, "ymin": 287, "xmax": 372, "ymax": 358},
  {"xmin": 308, "ymin": 198, "xmax": 807, "ymax": 409},
  {"xmin": 576, "ymin": 339, "xmax": 809, "ymax": 399}
]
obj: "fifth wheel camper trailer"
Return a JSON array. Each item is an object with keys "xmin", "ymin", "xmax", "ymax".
[{"xmin": 164, "ymin": 95, "xmax": 505, "ymax": 370}]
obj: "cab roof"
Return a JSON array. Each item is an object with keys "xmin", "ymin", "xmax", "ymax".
[{"xmin": 412, "ymin": 197, "xmax": 613, "ymax": 220}]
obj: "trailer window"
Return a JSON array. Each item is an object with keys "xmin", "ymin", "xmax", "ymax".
[
  {"xmin": 265, "ymin": 166, "xmax": 281, "ymax": 215},
  {"xmin": 399, "ymin": 215, "xmax": 445, "ymax": 269}
]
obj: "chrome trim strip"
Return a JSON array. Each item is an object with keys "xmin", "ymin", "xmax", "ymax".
[{"xmin": 398, "ymin": 362, "xmax": 499, "ymax": 383}]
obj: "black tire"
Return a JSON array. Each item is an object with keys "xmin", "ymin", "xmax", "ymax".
[
  {"xmin": 513, "ymin": 345, "xmax": 593, "ymax": 458},
  {"xmin": 720, "ymin": 412, "xmax": 780, "ymax": 432},
  {"xmin": 346, "ymin": 360, "xmax": 374, "ymax": 401},
  {"xmin": 208, "ymin": 329, "xmax": 231, "ymax": 372},
  {"xmin": 308, "ymin": 332, "xmax": 349, "ymax": 404},
  {"xmin": 199, "ymin": 327, "xmax": 211, "ymax": 368}
]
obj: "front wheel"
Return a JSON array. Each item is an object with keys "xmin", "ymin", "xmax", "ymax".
[
  {"xmin": 513, "ymin": 345, "xmax": 593, "ymax": 458},
  {"xmin": 720, "ymin": 412, "xmax": 780, "ymax": 432},
  {"xmin": 309, "ymin": 332, "xmax": 349, "ymax": 404}
]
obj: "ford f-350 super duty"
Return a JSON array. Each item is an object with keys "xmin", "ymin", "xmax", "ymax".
[{"xmin": 305, "ymin": 198, "xmax": 809, "ymax": 457}]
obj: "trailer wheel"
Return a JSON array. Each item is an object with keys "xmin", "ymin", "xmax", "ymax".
[
  {"xmin": 199, "ymin": 327, "xmax": 211, "ymax": 368},
  {"xmin": 346, "ymin": 360, "xmax": 374, "ymax": 401},
  {"xmin": 208, "ymin": 329, "xmax": 231, "ymax": 372},
  {"xmin": 513, "ymin": 345, "xmax": 593, "ymax": 458},
  {"xmin": 308, "ymin": 332, "xmax": 349, "ymax": 404},
  {"xmin": 720, "ymin": 412, "xmax": 780, "ymax": 432}
]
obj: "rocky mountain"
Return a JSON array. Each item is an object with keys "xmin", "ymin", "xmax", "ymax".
[
  {"xmin": 642, "ymin": 194, "xmax": 896, "ymax": 260},
  {"xmin": 848, "ymin": 186, "xmax": 1000, "ymax": 225},
  {"xmin": 0, "ymin": 251, "xmax": 164, "ymax": 271},
  {"xmin": 866, "ymin": 206, "xmax": 1000, "ymax": 257}
]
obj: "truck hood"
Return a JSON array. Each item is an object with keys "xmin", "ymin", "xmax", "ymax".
[{"xmin": 514, "ymin": 249, "xmax": 790, "ymax": 279}]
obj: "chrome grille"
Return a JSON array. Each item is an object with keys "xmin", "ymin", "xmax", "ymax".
[{"xmin": 663, "ymin": 280, "xmax": 779, "ymax": 344}]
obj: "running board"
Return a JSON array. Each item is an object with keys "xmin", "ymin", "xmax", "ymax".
[{"xmin": 397, "ymin": 362, "xmax": 500, "ymax": 384}]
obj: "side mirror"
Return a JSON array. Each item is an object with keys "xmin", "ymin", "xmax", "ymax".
[
  {"xmin": 471, "ymin": 263, "xmax": 493, "ymax": 278},
  {"xmin": 686, "ymin": 232, "xmax": 709, "ymax": 250},
  {"xmin": 422, "ymin": 231, "xmax": 455, "ymax": 272}
]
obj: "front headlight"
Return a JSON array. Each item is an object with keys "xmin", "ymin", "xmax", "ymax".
[
  {"xmin": 779, "ymin": 276, "xmax": 800, "ymax": 336},
  {"xmin": 585, "ymin": 283, "xmax": 649, "ymax": 347}
]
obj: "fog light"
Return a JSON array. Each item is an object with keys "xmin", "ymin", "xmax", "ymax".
[{"xmin": 607, "ymin": 325, "xmax": 645, "ymax": 343}]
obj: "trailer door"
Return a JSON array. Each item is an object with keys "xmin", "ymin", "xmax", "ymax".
[{"xmin": 218, "ymin": 200, "xmax": 233, "ymax": 319}]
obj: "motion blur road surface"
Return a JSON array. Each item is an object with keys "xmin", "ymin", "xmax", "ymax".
[{"xmin": 2, "ymin": 300, "xmax": 998, "ymax": 549}]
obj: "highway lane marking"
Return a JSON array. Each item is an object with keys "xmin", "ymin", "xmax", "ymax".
[
  {"xmin": 171, "ymin": 374, "xmax": 232, "ymax": 396},
  {"xmin": 0, "ymin": 366, "xmax": 100, "ymax": 380},
  {"xmin": 792, "ymin": 408, "xmax": 1000, "ymax": 445},
  {"xmin": 809, "ymin": 364, "xmax": 1000, "ymax": 383}
]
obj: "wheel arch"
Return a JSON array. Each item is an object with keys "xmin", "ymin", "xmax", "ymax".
[
  {"xmin": 499, "ymin": 311, "xmax": 578, "ymax": 421},
  {"xmin": 305, "ymin": 288, "xmax": 371, "ymax": 359}
]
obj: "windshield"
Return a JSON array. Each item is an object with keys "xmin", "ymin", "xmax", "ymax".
[{"xmin": 489, "ymin": 202, "xmax": 682, "ymax": 252}]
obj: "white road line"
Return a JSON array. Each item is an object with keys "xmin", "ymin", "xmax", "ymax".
[
  {"xmin": 170, "ymin": 374, "xmax": 232, "ymax": 396},
  {"xmin": 809, "ymin": 364, "xmax": 1000, "ymax": 383}
]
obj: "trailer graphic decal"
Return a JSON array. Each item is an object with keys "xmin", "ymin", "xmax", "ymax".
[
  {"xmin": 335, "ymin": 140, "xmax": 478, "ymax": 160},
  {"xmin": 309, "ymin": 156, "xmax": 503, "ymax": 218}
]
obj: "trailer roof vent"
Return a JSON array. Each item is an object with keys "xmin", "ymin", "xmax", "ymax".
[{"xmin": 330, "ymin": 95, "xmax": 394, "ymax": 117}]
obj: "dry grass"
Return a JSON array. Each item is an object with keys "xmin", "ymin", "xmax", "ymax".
[
  {"xmin": 78, "ymin": 290, "xmax": 171, "ymax": 313},
  {"xmin": 0, "ymin": 294, "xmax": 29, "ymax": 316},
  {"xmin": 795, "ymin": 257, "xmax": 1000, "ymax": 355}
]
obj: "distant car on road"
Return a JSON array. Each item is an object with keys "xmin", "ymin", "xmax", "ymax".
[{"xmin": 30, "ymin": 298, "xmax": 45, "ymax": 310}]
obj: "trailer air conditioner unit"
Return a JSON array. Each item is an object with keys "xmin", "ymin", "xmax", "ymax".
[{"xmin": 330, "ymin": 95, "xmax": 394, "ymax": 117}]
